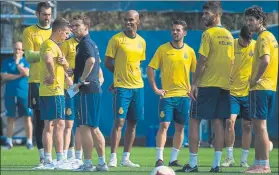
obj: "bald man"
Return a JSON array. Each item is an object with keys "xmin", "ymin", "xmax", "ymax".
[
  {"xmin": 1, "ymin": 42, "xmax": 33, "ymax": 150},
  {"xmin": 105, "ymin": 10, "xmax": 146, "ymax": 168}
]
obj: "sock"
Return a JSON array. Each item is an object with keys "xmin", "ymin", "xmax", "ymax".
[
  {"xmin": 39, "ymin": 148, "xmax": 44, "ymax": 158},
  {"xmin": 253, "ymin": 159, "xmax": 260, "ymax": 166},
  {"xmin": 75, "ymin": 150, "xmax": 82, "ymax": 160},
  {"xmin": 170, "ymin": 147, "xmax": 180, "ymax": 162},
  {"xmin": 56, "ymin": 152, "xmax": 64, "ymax": 161},
  {"xmin": 260, "ymin": 160, "xmax": 269, "ymax": 167},
  {"xmin": 26, "ymin": 138, "xmax": 32, "ymax": 145},
  {"xmin": 110, "ymin": 152, "xmax": 117, "ymax": 160},
  {"xmin": 6, "ymin": 137, "xmax": 12, "ymax": 145},
  {"xmin": 98, "ymin": 156, "xmax": 106, "ymax": 165},
  {"xmin": 44, "ymin": 152, "xmax": 52, "ymax": 163},
  {"xmin": 122, "ymin": 152, "xmax": 130, "ymax": 161},
  {"xmin": 156, "ymin": 147, "xmax": 164, "ymax": 161},
  {"xmin": 226, "ymin": 147, "xmax": 233, "ymax": 159},
  {"xmin": 212, "ymin": 151, "xmax": 222, "ymax": 168},
  {"xmin": 241, "ymin": 149, "xmax": 249, "ymax": 163},
  {"xmin": 84, "ymin": 159, "xmax": 92, "ymax": 166},
  {"xmin": 67, "ymin": 148, "xmax": 75, "ymax": 159},
  {"xmin": 63, "ymin": 150, "xmax": 68, "ymax": 159},
  {"xmin": 189, "ymin": 153, "xmax": 198, "ymax": 168}
]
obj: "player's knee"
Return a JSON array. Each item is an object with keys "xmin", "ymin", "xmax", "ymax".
[
  {"xmin": 55, "ymin": 120, "xmax": 65, "ymax": 131},
  {"xmin": 226, "ymin": 119, "xmax": 235, "ymax": 131},
  {"xmin": 174, "ymin": 124, "xmax": 184, "ymax": 133},
  {"xmin": 44, "ymin": 123, "xmax": 53, "ymax": 133},
  {"xmin": 243, "ymin": 122, "xmax": 251, "ymax": 133},
  {"xmin": 7, "ymin": 118, "xmax": 15, "ymax": 123},
  {"xmin": 159, "ymin": 123, "xmax": 169, "ymax": 132},
  {"xmin": 114, "ymin": 120, "xmax": 125, "ymax": 130}
]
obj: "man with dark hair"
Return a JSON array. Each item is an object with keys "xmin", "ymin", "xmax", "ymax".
[
  {"xmin": 221, "ymin": 26, "xmax": 255, "ymax": 168},
  {"xmin": 1, "ymin": 42, "xmax": 33, "ymax": 150},
  {"xmin": 105, "ymin": 10, "xmax": 146, "ymax": 168},
  {"xmin": 33, "ymin": 17, "xmax": 71, "ymax": 170},
  {"xmin": 178, "ymin": 1, "xmax": 234, "ymax": 173},
  {"xmin": 244, "ymin": 5, "xmax": 278, "ymax": 174},
  {"xmin": 147, "ymin": 20, "xmax": 196, "ymax": 167},
  {"xmin": 72, "ymin": 15, "xmax": 108, "ymax": 172},
  {"xmin": 22, "ymin": 1, "xmax": 52, "ymax": 165}
]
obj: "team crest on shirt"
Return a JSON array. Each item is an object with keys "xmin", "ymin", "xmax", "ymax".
[
  {"xmin": 249, "ymin": 50, "xmax": 253, "ymax": 57},
  {"xmin": 118, "ymin": 107, "xmax": 124, "ymax": 115},
  {"xmin": 32, "ymin": 98, "xmax": 36, "ymax": 105},
  {"xmin": 66, "ymin": 108, "xmax": 72, "ymax": 116},
  {"xmin": 138, "ymin": 43, "xmax": 143, "ymax": 48},
  {"xmin": 160, "ymin": 111, "xmax": 165, "ymax": 118},
  {"xmin": 184, "ymin": 52, "xmax": 188, "ymax": 59}
]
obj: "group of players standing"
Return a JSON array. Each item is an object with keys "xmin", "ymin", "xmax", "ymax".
[{"xmin": 2, "ymin": 1, "xmax": 277, "ymax": 173}]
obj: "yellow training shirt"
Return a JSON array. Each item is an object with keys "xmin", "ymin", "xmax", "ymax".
[
  {"xmin": 149, "ymin": 42, "xmax": 196, "ymax": 98},
  {"xmin": 22, "ymin": 24, "xmax": 51, "ymax": 83},
  {"xmin": 105, "ymin": 32, "xmax": 146, "ymax": 88},
  {"xmin": 60, "ymin": 37, "xmax": 79, "ymax": 89},
  {"xmin": 39, "ymin": 39, "xmax": 64, "ymax": 96},
  {"xmin": 230, "ymin": 39, "xmax": 256, "ymax": 97},
  {"xmin": 198, "ymin": 26, "xmax": 234, "ymax": 90},
  {"xmin": 250, "ymin": 31, "xmax": 278, "ymax": 91}
]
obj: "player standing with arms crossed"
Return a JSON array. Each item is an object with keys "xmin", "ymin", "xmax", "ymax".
[{"xmin": 22, "ymin": 1, "xmax": 52, "ymax": 165}]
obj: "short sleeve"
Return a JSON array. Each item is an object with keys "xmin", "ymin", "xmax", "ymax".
[
  {"xmin": 141, "ymin": 40, "xmax": 146, "ymax": 61},
  {"xmin": 105, "ymin": 37, "xmax": 118, "ymax": 59},
  {"xmin": 190, "ymin": 50, "xmax": 197, "ymax": 72},
  {"xmin": 22, "ymin": 28, "xmax": 34, "ymax": 51},
  {"xmin": 198, "ymin": 31, "xmax": 211, "ymax": 58},
  {"xmin": 258, "ymin": 36, "xmax": 271, "ymax": 58},
  {"xmin": 60, "ymin": 41, "xmax": 69, "ymax": 59},
  {"xmin": 148, "ymin": 47, "xmax": 161, "ymax": 70},
  {"xmin": 83, "ymin": 41, "xmax": 95, "ymax": 60},
  {"xmin": 1, "ymin": 59, "xmax": 8, "ymax": 73},
  {"xmin": 23, "ymin": 58, "xmax": 30, "ymax": 68}
]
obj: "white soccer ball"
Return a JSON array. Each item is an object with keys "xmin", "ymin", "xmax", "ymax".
[
  {"xmin": 269, "ymin": 141, "xmax": 273, "ymax": 152},
  {"xmin": 150, "ymin": 166, "xmax": 176, "ymax": 175}
]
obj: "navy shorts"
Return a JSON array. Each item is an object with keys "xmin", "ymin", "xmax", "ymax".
[
  {"xmin": 40, "ymin": 96, "xmax": 65, "ymax": 121},
  {"xmin": 65, "ymin": 91, "xmax": 75, "ymax": 121},
  {"xmin": 159, "ymin": 97, "xmax": 190, "ymax": 125},
  {"xmin": 230, "ymin": 95, "xmax": 250, "ymax": 121},
  {"xmin": 75, "ymin": 92, "xmax": 101, "ymax": 128},
  {"xmin": 190, "ymin": 87, "xmax": 230, "ymax": 120},
  {"xmin": 249, "ymin": 90, "xmax": 276, "ymax": 120},
  {"xmin": 5, "ymin": 96, "xmax": 32, "ymax": 117},
  {"xmin": 113, "ymin": 87, "xmax": 144, "ymax": 121},
  {"xmin": 28, "ymin": 83, "xmax": 40, "ymax": 110}
]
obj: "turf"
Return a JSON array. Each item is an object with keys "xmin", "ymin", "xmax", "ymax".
[{"xmin": 1, "ymin": 146, "xmax": 278, "ymax": 175}]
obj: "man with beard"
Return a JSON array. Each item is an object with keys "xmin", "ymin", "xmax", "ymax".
[
  {"xmin": 221, "ymin": 26, "xmax": 255, "ymax": 168},
  {"xmin": 244, "ymin": 6, "xmax": 278, "ymax": 174},
  {"xmin": 147, "ymin": 20, "xmax": 196, "ymax": 168},
  {"xmin": 105, "ymin": 10, "xmax": 146, "ymax": 168},
  {"xmin": 177, "ymin": 1, "xmax": 234, "ymax": 173},
  {"xmin": 22, "ymin": 1, "xmax": 52, "ymax": 165}
]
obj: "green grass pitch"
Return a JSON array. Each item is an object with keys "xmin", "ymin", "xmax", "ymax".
[{"xmin": 1, "ymin": 146, "xmax": 278, "ymax": 175}]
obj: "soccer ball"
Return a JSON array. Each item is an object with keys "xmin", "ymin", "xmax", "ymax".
[
  {"xmin": 150, "ymin": 166, "xmax": 176, "ymax": 175},
  {"xmin": 269, "ymin": 141, "xmax": 273, "ymax": 152}
]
